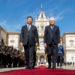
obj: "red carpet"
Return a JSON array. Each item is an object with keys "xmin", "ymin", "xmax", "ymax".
[{"xmin": 1, "ymin": 66, "xmax": 75, "ymax": 75}]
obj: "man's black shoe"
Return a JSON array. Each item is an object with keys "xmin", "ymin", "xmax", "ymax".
[
  {"xmin": 52, "ymin": 66, "xmax": 56, "ymax": 69},
  {"xmin": 48, "ymin": 66, "xmax": 51, "ymax": 69}
]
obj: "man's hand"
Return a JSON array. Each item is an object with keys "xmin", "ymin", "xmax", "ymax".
[
  {"xmin": 44, "ymin": 43, "xmax": 47, "ymax": 48},
  {"xmin": 36, "ymin": 43, "xmax": 39, "ymax": 46},
  {"xmin": 20, "ymin": 42, "xmax": 23, "ymax": 46},
  {"xmin": 45, "ymin": 52, "xmax": 47, "ymax": 56}
]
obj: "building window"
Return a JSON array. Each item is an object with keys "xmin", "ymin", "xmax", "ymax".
[
  {"xmin": 69, "ymin": 40, "xmax": 74, "ymax": 47},
  {"xmin": 10, "ymin": 40, "xmax": 15, "ymax": 43}
]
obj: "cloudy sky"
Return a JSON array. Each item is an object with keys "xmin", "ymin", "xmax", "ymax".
[{"xmin": 0, "ymin": 0, "xmax": 75, "ymax": 34}]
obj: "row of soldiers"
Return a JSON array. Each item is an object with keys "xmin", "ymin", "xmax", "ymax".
[{"xmin": 0, "ymin": 45, "xmax": 25, "ymax": 68}]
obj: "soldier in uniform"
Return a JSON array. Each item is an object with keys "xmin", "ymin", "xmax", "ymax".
[
  {"xmin": 0, "ymin": 46, "xmax": 4, "ymax": 67},
  {"xmin": 13, "ymin": 49, "xmax": 18, "ymax": 67},
  {"xmin": 57, "ymin": 43, "xmax": 64, "ymax": 67}
]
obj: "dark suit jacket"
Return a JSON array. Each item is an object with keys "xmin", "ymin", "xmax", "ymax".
[
  {"xmin": 44, "ymin": 25, "xmax": 60, "ymax": 54},
  {"xmin": 20, "ymin": 25, "xmax": 39, "ymax": 46},
  {"xmin": 44, "ymin": 25, "xmax": 60, "ymax": 45}
]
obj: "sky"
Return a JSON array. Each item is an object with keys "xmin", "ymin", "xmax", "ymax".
[{"xmin": 0, "ymin": 0, "xmax": 75, "ymax": 35}]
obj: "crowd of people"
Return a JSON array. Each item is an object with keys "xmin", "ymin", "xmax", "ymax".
[{"xmin": 0, "ymin": 45, "xmax": 25, "ymax": 68}]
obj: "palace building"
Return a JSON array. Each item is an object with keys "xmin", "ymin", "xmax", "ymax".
[
  {"xmin": 0, "ymin": 26, "xmax": 20, "ymax": 50},
  {"xmin": 63, "ymin": 33, "xmax": 75, "ymax": 63},
  {"xmin": 35, "ymin": 7, "xmax": 49, "ymax": 65}
]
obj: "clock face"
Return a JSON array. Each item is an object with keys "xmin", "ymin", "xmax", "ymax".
[{"xmin": 65, "ymin": 34, "xmax": 75, "ymax": 50}]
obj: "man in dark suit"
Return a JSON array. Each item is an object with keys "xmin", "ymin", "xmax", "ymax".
[
  {"xmin": 20, "ymin": 16, "xmax": 39, "ymax": 69},
  {"xmin": 44, "ymin": 17, "xmax": 60, "ymax": 69}
]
